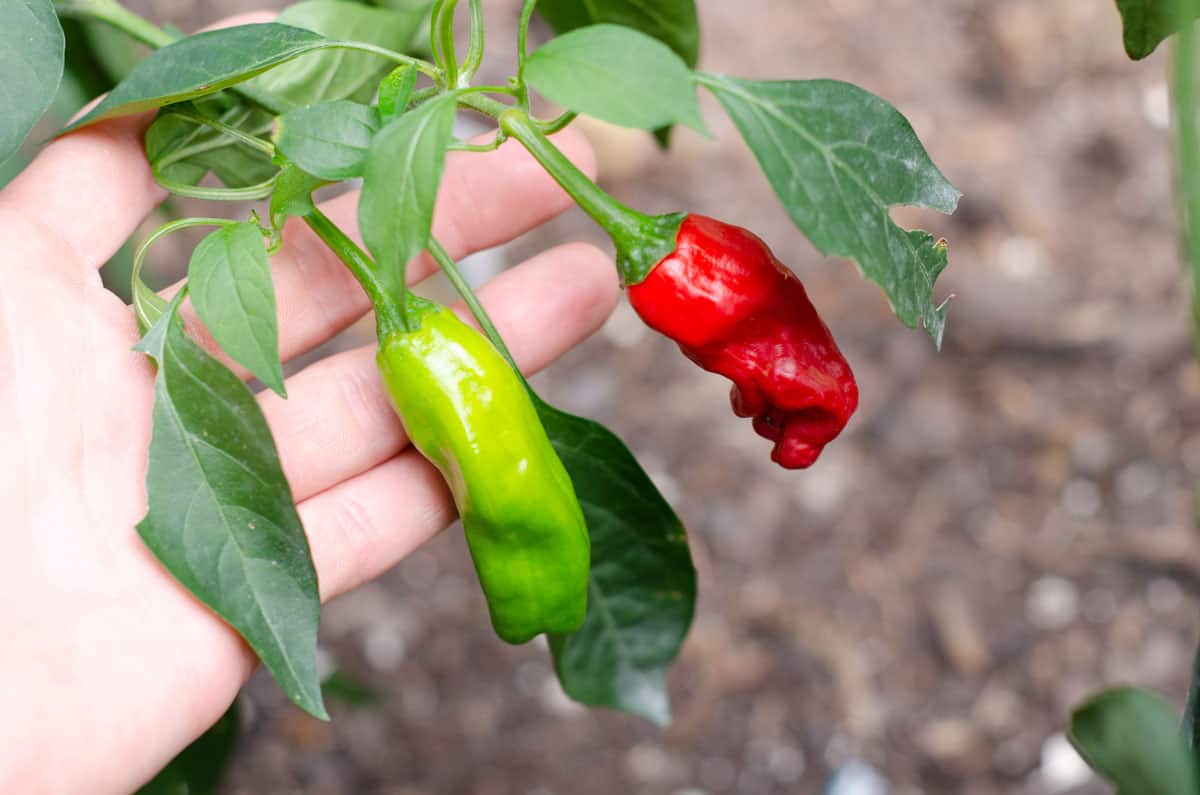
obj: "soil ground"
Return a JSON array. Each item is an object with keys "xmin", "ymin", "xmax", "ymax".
[{"xmin": 128, "ymin": 2, "xmax": 1200, "ymax": 793}]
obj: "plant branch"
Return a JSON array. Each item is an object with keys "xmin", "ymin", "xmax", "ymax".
[
  {"xmin": 131, "ymin": 217, "xmax": 236, "ymax": 333},
  {"xmin": 1173, "ymin": 10, "xmax": 1200, "ymax": 353},
  {"xmin": 499, "ymin": 109, "xmax": 649, "ymax": 240},
  {"xmin": 516, "ymin": 0, "xmax": 538, "ymax": 108},
  {"xmin": 428, "ymin": 237, "xmax": 518, "ymax": 369},
  {"xmin": 153, "ymin": 170, "xmax": 277, "ymax": 201},
  {"xmin": 438, "ymin": 0, "xmax": 460, "ymax": 87},
  {"xmin": 461, "ymin": 0, "xmax": 485, "ymax": 81},
  {"xmin": 303, "ymin": 210, "xmax": 408, "ymax": 337},
  {"xmin": 54, "ymin": 0, "xmax": 176, "ymax": 49}
]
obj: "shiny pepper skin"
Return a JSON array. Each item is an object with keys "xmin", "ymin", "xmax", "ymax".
[
  {"xmin": 376, "ymin": 303, "xmax": 590, "ymax": 644},
  {"xmin": 627, "ymin": 214, "xmax": 858, "ymax": 469}
]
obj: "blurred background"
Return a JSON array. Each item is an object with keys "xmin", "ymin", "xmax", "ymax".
[{"xmin": 41, "ymin": 0, "xmax": 1200, "ymax": 792}]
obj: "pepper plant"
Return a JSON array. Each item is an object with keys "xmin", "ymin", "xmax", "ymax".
[
  {"xmin": 3, "ymin": 0, "xmax": 958, "ymax": 787},
  {"xmin": 1067, "ymin": 0, "xmax": 1200, "ymax": 791}
]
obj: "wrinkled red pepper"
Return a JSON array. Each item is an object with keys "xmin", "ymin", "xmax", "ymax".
[{"xmin": 626, "ymin": 215, "xmax": 858, "ymax": 469}]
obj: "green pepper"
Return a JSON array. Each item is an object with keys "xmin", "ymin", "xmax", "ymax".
[{"xmin": 376, "ymin": 299, "xmax": 590, "ymax": 644}]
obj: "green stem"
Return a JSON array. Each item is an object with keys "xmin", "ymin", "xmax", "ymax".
[
  {"xmin": 429, "ymin": 0, "xmax": 446, "ymax": 71},
  {"xmin": 516, "ymin": 0, "xmax": 537, "ymax": 109},
  {"xmin": 158, "ymin": 111, "xmax": 275, "ymax": 160},
  {"xmin": 1174, "ymin": 9, "xmax": 1200, "ymax": 354},
  {"xmin": 438, "ymin": 0, "xmax": 460, "ymax": 87},
  {"xmin": 132, "ymin": 217, "xmax": 235, "ymax": 333},
  {"xmin": 538, "ymin": 110, "xmax": 577, "ymax": 135},
  {"xmin": 303, "ymin": 209, "xmax": 408, "ymax": 337},
  {"xmin": 448, "ymin": 135, "xmax": 504, "ymax": 153},
  {"xmin": 428, "ymin": 237, "xmax": 518, "ymax": 370},
  {"xmin": 54, "ymin": 0, "xmax": 176, "ymax": 49},
  {"xmin": 461, "ymin": 0, "xmax": 485, "ymax": 82},
  {"xmin": 458, "ymin": 91, "xmax": 514, "ymax": 119},
  {"xmin": 327, "ymin": 41, "xmax": 440, "ymax": 81},
  {"xmin": 498, "ymin": 109, "xmax": 683, "ymax": 284},
  {"xmin": 153, "ymin": 170, "xmax": 277, "ymax": 201},
  {"xmin": 500, "ymin": 109, "xmax": 644, "ymax": 235}
]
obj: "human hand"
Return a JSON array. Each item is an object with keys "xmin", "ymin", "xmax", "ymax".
[{"xmin": 0, "ymin": 51, "xmax": 615, "ymax": 794}]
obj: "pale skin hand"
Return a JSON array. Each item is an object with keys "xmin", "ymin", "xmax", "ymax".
[{"xmin": 0, "ymin": 50, "xmax": 617, "ymax": 795}]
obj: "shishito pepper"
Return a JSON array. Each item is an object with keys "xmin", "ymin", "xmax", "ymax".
[{"xmin": 376, "ymin": 299, "xmax": 590, "ymax": 644}]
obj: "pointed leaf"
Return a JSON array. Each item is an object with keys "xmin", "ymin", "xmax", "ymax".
[
  {"xmin": 1070, "ymin": 687, "xmax": 1199, "ymax": 794},
  {"xmin": 250, "ymin": 1, "xmax": 426, "ymax": 107},
  {"xmin": 359, "ymin": 95, "xmax": 456, "ymax": 287},
  {"xmin": 0, "ymin": 0, "xmax": 64, "ymax": 164},
  {"xmin": 188, "ymin": 223, "xmax": 286, "ymax": 397},
  {"xmin": 535, "ymin": 396, "xmax": 696, "ymax": 725},
  {"xmin": 135, "ymin": 298, "xmax": 325, "ymax": 719},
  {"xmin": 275, "ymin": 100, "xmax": 381, "ymax": 180},
  {"xmin": 67, "ymin": 24, "xmax": 329, "ymax": 131},
  {"xmin": 703, "ymin": 74, "xmax": 960, "ymax": 347},
  {"xmin": 1115, "ymin": 0, "xmax": 1197, "ymax": 60},
  {"xmin": 525, "ymin": 24, "xmax": 706, "ymax": 134}
]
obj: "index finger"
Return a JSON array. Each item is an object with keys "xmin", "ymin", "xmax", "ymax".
[{"xmin": 0, "ymin": 11, "xmax": 275, "ymax": 270}]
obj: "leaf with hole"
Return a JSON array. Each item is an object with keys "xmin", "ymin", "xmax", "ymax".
[{"xmin": 702, "ymin": 74, "xmax": 960, "ymax": 348}]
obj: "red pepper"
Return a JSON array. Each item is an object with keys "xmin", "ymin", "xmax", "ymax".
[
  {"xmin": 626, "ymin": 215, "xmax": 858, "ymax": 469},
  {"xmin": 497, "ymin": 113, "xmax": 858, "ymax": 468}
]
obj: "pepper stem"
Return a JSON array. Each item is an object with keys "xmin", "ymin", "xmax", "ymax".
[
  {"xmin": 498, "ymin": 109, "xmax": 685, "ymax": 285},
  {"xmin": 428, "ymin": 237, "xmax": 520, "ymax": 371},
  {"xmin": 303, "ymin": 209, "xmax": 410, "ymax": 339}
]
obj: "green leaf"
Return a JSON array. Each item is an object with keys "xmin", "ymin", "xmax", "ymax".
[
  {"xmin": 67, "ymin": 24, "xmax": 329, "ymax": 131},
  {"xmin": 321, "ymin": 669, "xmax": 381, "ymax": 708},
  {"xmin": 1069, "ymin": 687, "xmax": 1200, "ymax": 794},
  {"xmin": 146, "ymin": 102, "xmax": 278, "ymax": 189},
  {"xmin": 1115, "ymin": 0, "xmax": 1197, "ymax": 60},
  {"xmin": 135, "ymin": 297, "xmax": 326, "ymax": 720},
  {"xmin": 270, "ymin": 163, "xmax": 327, "ymax": 233},
  {"xmin": 275, "ymin": 100, "xmax": 381, "ymax": 180},
  {"xmin": 249, "ymin": 0, "xmax": 426, "ymax": 107},
  {"xmin": 1182, "ymin": 642, "xmax": 1200, "ymax": 758},
  {"xmin": 359, "ymin": 94, "xmax": 456, "ymax": 288},
  {"xmin": 138, "ymin": 700, "xmax": 239, "ymax": 795},
  {"xmin": 0, "ymin": 0, "xmax": 64, "ymax": 164},
  {"xmin": 188, "ymin": 222, "xmax": 286, "ymax": 396},
  {"xmin": 534, "ymin": 396, "xmax": 695, "ymax": 726},
  {"xmin": 524, "ymin": 24, "xmax": 706, "ymax": 134},
  {"xmin": 378, "ymin": 65, "xmax": 417, "ymax": 122},
  {"xmin": 536, "ymin": 0, "xmax": 699, "ymax": 67},
  {"xmin": 702, "ymin": 74, "xmax": 960, "ymax": 348}
]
